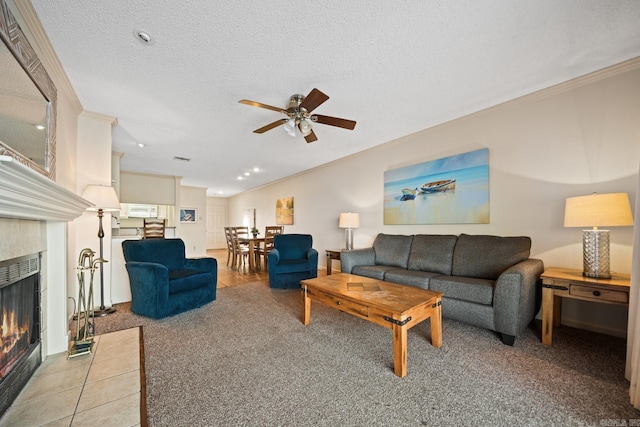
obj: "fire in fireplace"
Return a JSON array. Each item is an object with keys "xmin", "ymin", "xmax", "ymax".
[{"xmin": 0, "ymin": 254, "xmax": 41, "ymax": 418}]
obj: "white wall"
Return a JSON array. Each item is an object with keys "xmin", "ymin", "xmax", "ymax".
[
  {"xmin": 74, "ymin": 112, "xmax": 117, "ymax": 311},
  {"xmin": 229, "ymin": 59, "xmax": 640, "ymax": 337},
  {"xmin": 177, "ymin": 185, "xmax": 208, "ymax": 257}
]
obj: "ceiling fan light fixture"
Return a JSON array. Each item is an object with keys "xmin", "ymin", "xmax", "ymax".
[
  {"xmin": 299, "ymin": 118, "xmax": 312, "ymax": 136},
  {"xmin": 283, "ymin": 118, "xmax": 296, "ymax": 137},
  {"xmin": 239, "ymin": 88, "xmax": 356, "ymax": 142}
]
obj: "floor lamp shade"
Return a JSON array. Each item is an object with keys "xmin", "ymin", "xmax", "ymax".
[
  {"xmin": 81, "ymin": 184, "xmax": 121, "ymax": 316},
  {"xmin": 564, "ymin": 193, "xmax": 634, "ymax": 278},
  {"xmin": 339, "ymin": 212, "xmax": 359, "ymax": 250},
  {"xmin": 82, "ymin": 184, "xmax": 121, "ymax": 212}
]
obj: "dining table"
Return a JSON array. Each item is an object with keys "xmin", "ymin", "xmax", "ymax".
[{"xmin": 238, "ymin": 236, "xmax": 273, "ymax": 272}]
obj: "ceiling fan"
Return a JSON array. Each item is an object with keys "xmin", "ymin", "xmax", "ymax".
[{"xmin": 239, "ymin": 88, "xmax": 356, "ymax": 143}]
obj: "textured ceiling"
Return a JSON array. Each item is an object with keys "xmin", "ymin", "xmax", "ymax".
[{"xmin": 29, "ymin": 0, "xmax": 640, "ymax": 196}]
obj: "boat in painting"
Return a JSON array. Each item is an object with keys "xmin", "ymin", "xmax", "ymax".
[
  {"xmin": 418, "ymin": 179, "xmax": 456, "ymax": 193},
  {"xmin": 400, "ymin": 188, "xmax": 416, "ymax": 201}
]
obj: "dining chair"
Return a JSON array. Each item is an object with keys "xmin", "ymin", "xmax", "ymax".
[
  {"xmin": 257, "ymin": 226, "xmax": 284, "ymax": 269},
  {"xmin": 143, "ymin": 218, "xmax": 166, "ymax": 239},
  {"xmin": 230, "ymin": 226, "xmax": 250, "ymax": 269},
  {"xmin": 224, "ymin": 227, "xmax": 234, "ymax": 266}
]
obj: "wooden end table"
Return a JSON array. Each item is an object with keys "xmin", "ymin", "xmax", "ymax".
[
  {"xmin": 325, "ymin": 249, "xmax": 342, "ymax": 275},
  {"xmin": 540, "ymin": 267, "xmax": 630, "ymax": 346}
]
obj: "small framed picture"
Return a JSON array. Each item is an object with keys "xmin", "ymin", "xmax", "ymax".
[{"xmin": 180, "ymin": 208, "xmax": 197, "ymax": 223}]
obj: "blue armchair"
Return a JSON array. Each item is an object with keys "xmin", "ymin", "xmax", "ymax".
[
  {"xmin": 267, "ymin": 234, "xmax": 318, "ymax": 289},
  {"xmin": 122, "ymin": 238, "xmax": 217, "ymax": 318}
]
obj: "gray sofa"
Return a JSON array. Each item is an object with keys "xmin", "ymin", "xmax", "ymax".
[{"xmin": 340, "ymin": 233, "xmax": 544, "ymax": 345}]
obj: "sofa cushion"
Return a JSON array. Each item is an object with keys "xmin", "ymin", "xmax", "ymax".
[
  {"xmin": 373, "ymin": 234, "xmax": 413, "ymax": 268},
  {"xmin": 407, "ymin": 234, "xmax": 458, "ymax": 274},
  {"xmin": 351, "ymin": 265, "xmax": 401, "ymax": 280},
  {"xmin": 430, "ymin": 276, "xmax": 495, "ymax": 305},
  {"xmin": 272, "ymin": 259, "xmax": 313, "ymax": 274},
  {"xmin": 383, "ymin": 269, "xmax": 439, "ymax": 290},
  {"xmin": 274, "ymin": 234, "xmax": 313, "ymax": 261},
  {"xmin": 168, "ymin": 270, "xmax": 215, "ymax": 294},
  {"xmin": 122, "ymin": 238, "xmax": 186, "ymax": 271},
  {"xmin": 451, "ymin": 234, "xmax": 531, "ymax": 280}
]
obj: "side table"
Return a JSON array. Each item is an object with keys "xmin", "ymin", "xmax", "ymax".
[
  {"xmin": 325, "ymin": 250, "xmax": 342, "ymax": 275},
  {"xmin": 540, "ymin": 267, "xmax": 630, "ymax": 345}
]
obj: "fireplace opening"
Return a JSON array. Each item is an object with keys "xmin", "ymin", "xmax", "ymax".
[{"xmin": 0, "ymin": 254, "xmax": 41, "ymax": 418}]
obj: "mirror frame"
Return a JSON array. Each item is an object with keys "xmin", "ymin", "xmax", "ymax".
[{"xmin": 0, "ymin": 0, "xmax": 56, "ymax": 179}]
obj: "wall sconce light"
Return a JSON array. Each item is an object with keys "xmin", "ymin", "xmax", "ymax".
[
  {"xmin": 339, "ymin": 212, "xmax": 360, "ymax": 250},
  {"xmin": 564, "ymin": 192, "xmax": 633, "ymax": 278}
]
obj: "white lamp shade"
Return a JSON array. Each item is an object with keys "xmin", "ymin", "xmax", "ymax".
[
  {"xmin": 299, "ymin": 118, "xmax": 312, "ymax": 136},
  {"xmin": 82, "ymin": 184, "xmax": 121, "ymax": 212},
  {"xmin": 564, "ymin": 193, "xmax": 633, "ymax": 228},
  {"xmin": 283, "ymin": 119, "xmax": 296, "ymax": 136},
  {"xmin": 339, "ymin": 212, "xmax": 360, "ymax": 229}
]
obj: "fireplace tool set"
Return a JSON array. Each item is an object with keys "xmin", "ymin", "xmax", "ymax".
[{"xmin": 68, "ymin": 248, "xmax": 106, "ymax": 358}]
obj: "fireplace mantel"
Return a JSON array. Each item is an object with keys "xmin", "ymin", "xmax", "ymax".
[{"xmin": 0, "ymin": 156, "xmax": 90, "ymax": 221}]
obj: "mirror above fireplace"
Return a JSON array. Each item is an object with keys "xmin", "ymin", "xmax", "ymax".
[{"xmin": 0, "ymin": 0, "xmax": 57, "ymax": 180}]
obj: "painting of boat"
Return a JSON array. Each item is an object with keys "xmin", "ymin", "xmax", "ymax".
[{"xmin": 418, "ymin": 179, "xmax": 456, "ymax": 193}]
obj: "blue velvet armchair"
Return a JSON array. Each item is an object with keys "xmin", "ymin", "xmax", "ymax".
[
  {"xmin": 267, "ymin": 234, "xmax": 318, "ymax": 289},
  {"xmin": 122, "ymin": 238, "xmax": 217, "ymax": 319}
]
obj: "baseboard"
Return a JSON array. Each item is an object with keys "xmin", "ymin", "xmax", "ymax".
[{"xmin": 558, "ymin": 317, "xmax": 627, "ymax": 339}]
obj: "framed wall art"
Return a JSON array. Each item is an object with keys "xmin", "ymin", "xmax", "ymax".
[
  {"xmin": 276, "ymin": 197, "xmax": 294, "ymax": 225},
  {"xmin": 383, "ymin": 148, "xmax": 489, "ymax": 225},
  {"xmin": 179, "ymin": 208, "xmax": 197, "ymax": 223}
]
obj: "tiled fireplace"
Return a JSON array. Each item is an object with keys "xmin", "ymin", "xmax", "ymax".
[
  {"xmin": 0, "ymin": 156, "xmax": 90, "ymax": 415},
  {"xmin": 0, "ymin": 253, "xmax": 41, "ymax": 416}
]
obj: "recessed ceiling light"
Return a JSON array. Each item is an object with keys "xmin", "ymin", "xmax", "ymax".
[
  {"xmin": 35, "ymin": 124, "xmax": 45, "ymax": 130},
  {"xmin": 137, "ymin": 143, "xmax": 145, "ymax": 148},
  {"xmin": 253, "ymin": 167, "xmax": 260, "ymax": 172},
  {"xmin": 134, "ymin": 29, "xmax": 155, "ymax": 45},
  {"xmin": 237, "ymin": 176, "xmax": 243, "ymax": 180},
  {"xmin": 244, "ymin": 172, "xmax": 250, "ymax": 176}
]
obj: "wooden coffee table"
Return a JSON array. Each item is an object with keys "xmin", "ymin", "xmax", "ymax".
[{"xmin": 301, "ymin": 273, "xmax": 443, "ymax": 378}]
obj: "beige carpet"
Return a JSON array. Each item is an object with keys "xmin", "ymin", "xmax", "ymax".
[{"xmin": 90, "ymin": 280, "xmax": 638, "ymax": 426}]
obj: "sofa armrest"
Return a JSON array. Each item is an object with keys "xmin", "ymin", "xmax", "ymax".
[
  {"xmin": 306, "ymin": 248, "xmax": 319, "ymax": 265},
  {"xmin": 125, "ymin": 261, "xmax": 170, "ymax": 311},
  {"xmin": 267, "ymin": 248, "xmax": 280, "ymax": 268},
  {"xmin": 493, "ymin": 258, "xmax": 544, "ymax": 336},
  {"xmin": 184, "ymin": 257, "xmax": 218, "ymax": 275},
  {"xmin": 340, "ymin": 248, "xmax": 375, "ymax": 274}
]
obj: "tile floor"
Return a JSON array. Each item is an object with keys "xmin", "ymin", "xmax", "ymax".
[{"xmin": 0, "ymin": 327, "xmax": 143, "ymax": 427}]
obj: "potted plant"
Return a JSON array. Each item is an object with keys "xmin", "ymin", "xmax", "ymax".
[{"xmin": 250, "ymin": 227, "xmax": 260, "ymax": 238}]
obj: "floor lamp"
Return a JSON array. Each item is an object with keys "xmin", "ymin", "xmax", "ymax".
[{"xmin": 82, "ymin": 184, "xmax": 121, "ymax": 316}]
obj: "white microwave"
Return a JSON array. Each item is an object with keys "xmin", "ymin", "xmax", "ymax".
[{"xmin": 124, "ymin": 204, "xmax": 158, "ymax": 218}]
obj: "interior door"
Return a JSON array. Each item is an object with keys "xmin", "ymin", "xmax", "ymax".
[{"xmin": 207, "ymin": 205, "xmax": 226, "ymax": 249}]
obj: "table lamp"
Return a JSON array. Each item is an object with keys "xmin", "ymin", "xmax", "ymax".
[
  {"xmin": 564, "ymin": 192, "xmax": 633, "ymax": 278},
  {"xmin": 339, "ymin": 212, "xmax": 360, "ymax": 250},
  {"xmin": 82, "ymin": 184, "xmax": 121, "ymax": 316}
]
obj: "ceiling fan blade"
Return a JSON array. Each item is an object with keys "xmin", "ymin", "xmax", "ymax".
[
  {"xmin": 304, "ymin": 129, "xmax": 318, "ymax": 143},
  {"xmin": 311, "ymin": 114, "xmax": 357, "ymax": 130},
  {"xmin": 253, "ymin": 119, "xmax": 288, "ymax": 134},
  {"xmin": 239, "ymin": 99, "xmax": 286, "ymax": 114},
  {"xmin": 299, "ymin": 88, "xmax": 329, "ymax": 113}
]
